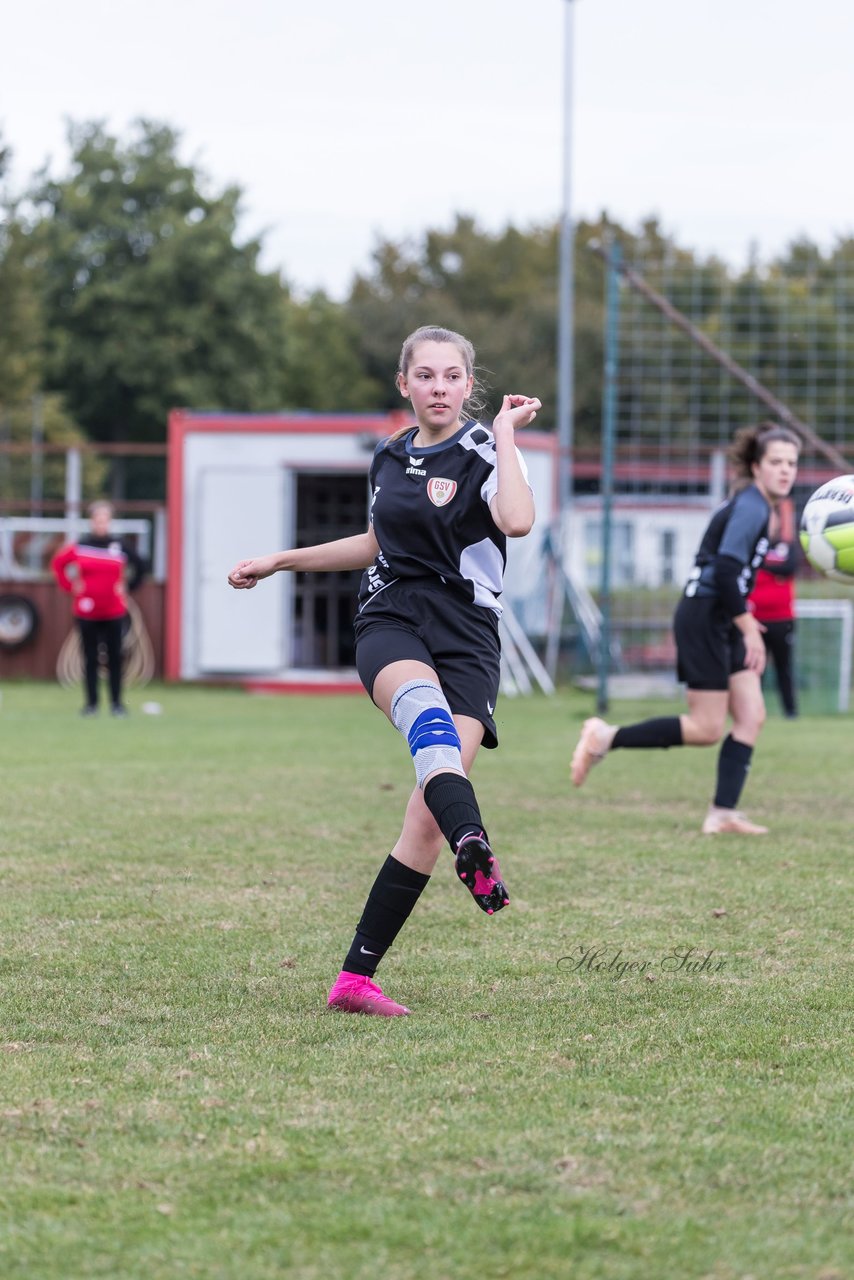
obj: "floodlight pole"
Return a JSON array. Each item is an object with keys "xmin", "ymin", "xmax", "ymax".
[
  {"xmin": 597, "ymin": 238, "xmax": 621, "ymax": 715},
  {"xmin": 545, "ymin": 0, "xmax": 577, "ymax": 684},
  {"xmin": 556, "ymin": 0, "xmax": 576, "ymax": 515}
]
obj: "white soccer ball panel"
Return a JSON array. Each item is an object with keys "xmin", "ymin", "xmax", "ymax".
[{"xmin": 800, "ymin": 476, "xmax": 854, "ymax": 584}]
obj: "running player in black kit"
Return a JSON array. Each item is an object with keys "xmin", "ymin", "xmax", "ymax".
[
  {"xmin": 228, "ymin": 326, "xmax": 541, "ymax": 1015},
  {"xmin": 571, "ymin": 423, "xmax": 800, "ymax": 835}
]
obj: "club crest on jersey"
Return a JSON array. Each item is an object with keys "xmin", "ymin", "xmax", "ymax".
[{"xmin": 427, "ymin": 478, "xmax": 457, "ymax": 507}]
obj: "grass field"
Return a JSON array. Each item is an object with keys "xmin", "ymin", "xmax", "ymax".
[{"xmin": 0, "ymin": 681, "xmax": 851, "ymax": 1280}]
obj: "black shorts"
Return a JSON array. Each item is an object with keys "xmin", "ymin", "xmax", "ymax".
[
  {"xmin": 353, "ymin": 578, "xmax": 501, "ymax": 748},
  {"xmin": 674, "ymin": 594, "xmax": 747, "ymax": 691}
]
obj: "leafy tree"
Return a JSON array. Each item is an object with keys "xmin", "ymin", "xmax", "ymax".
[
  {"xmin": 1, "ymin": 136, "xmax": 44, "ymax": 408},
  {"xmin": 0, "ymin": 132, "xmax": 100, "ymax": 508},
  {"xmin": 279, "ymin": 290, "xmax": 384, "ymax": 411},
  {"xmin": 25, "ymin": 120, "xmax": 289, "ymax": 463}
]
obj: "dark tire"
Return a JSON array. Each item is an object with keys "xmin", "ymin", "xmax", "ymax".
[{"xmin": 0, "ymin": 594, "xmax": 40, "ymax": 651}]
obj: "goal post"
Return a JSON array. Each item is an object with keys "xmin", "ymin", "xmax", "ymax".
[{"xmin": 783, "ymin": 599, "xmax": 854, "ymax": 715}]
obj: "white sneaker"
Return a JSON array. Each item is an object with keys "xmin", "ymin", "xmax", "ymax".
[
  {"xmin": 571, "ymin": 717, "xmax": 612, "ymax": 787},
  {"xmin": 702, "ymin": 807, "xmax": 768, "ymax": 835}
]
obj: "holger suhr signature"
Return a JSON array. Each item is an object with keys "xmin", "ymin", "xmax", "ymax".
[{"xmin": 558, "ymin": 944, "xmax": 727, "ymax": 978}]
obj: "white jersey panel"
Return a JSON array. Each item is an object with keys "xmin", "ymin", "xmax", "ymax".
[
  {"xmin": 459, "ymin": 538, "xmax": 505, "ymax": 613},
  {"xmin": 479, "ymin": 445, "xmax": 530, "ymax": 508}
]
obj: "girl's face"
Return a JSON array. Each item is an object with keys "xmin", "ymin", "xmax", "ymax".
[
  {"xmin": 90, "ymin": 505, "xmax": 113, "ymax": 536},
  {"xmin": 397, "ymin": 341, "xmax": 474, "ymax": 437},
  {"xmin": 752, "ymin": 441, "xmax": 799, "ymax": 503}
]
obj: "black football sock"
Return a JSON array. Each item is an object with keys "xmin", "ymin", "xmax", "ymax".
[
  {"xmin": 611, "ymin": 717, "xmax": 683, "ymax": 749},
  {"xmin": 713, "ymin": 734, "xmax": 754, "ymax": 809},
  {"xmin": 342, "ymin": 855, "xmax": 430, "ymax": 977},
  {"xmin": 422, "ymin": 773, "xmax": 488, "ymax": 852}
]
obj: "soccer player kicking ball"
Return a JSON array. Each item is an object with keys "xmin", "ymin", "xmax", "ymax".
[
  {"xmin": 571, "ymin": 423, "xmax": 800, "ymax": 835},
  {"xmin": 229, "ymin": 325, "xmax": 540, "ymax": 1015}
]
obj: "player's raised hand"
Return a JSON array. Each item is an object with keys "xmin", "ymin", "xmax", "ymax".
[{"xmin": 493, "ymin": 394, "xmax": 542, "ymax": 432}]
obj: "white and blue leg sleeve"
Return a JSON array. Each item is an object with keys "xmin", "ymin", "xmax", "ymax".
[{"xmin": 390, "ymin": 679, "xmax": 464, "ymax": 788}]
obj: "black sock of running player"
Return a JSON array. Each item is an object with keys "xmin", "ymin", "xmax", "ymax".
[
  {"xmin": 342, "ymin": 856, "xmax": 430, "ymax": 977},
  {"xmin": 713, "ymin": 735, "xmax": 754, "ymax": 809},
  {"xmin": 422, "ymin": 773, "xmax": 487, "ymax": 852},
  {"xmin": 611, "ymin": 717, "xmax": 683, "ymax": 749}
]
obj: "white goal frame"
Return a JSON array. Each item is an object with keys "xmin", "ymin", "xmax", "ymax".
[
  {"xmin": 795, "ymin": 598, "xmax": 853, "ymax": 713},
  {"xmin": 0, "ymin": 517, "xmax": 155, "ymax": 581}
]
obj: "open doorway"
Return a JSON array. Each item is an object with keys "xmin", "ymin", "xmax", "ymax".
[{"xmin": 291, "ymin": 471, "xmax": 370, "ymax": 669}]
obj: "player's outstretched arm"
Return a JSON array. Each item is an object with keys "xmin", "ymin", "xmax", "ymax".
[{"xmin": 228, "ymin": 528, "xmax": 380, "ymax": 590}]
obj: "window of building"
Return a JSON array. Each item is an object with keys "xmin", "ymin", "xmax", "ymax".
[{"xmin": 584, "ymin": 519, "xmax": 635, "ymax": 588}]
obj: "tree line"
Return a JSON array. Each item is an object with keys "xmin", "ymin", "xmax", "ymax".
[{"xmin": 1, "ymin": 118, "xmax": 851, "ymax": 502}]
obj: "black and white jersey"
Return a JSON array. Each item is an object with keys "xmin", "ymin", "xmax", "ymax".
[
  {"xmin": 684, "ymin": 483, "xmax": 770, "ymax": 615},
  {"xmin": 358, "ymin": 420, "xmax": 530, "ymax": 616}
]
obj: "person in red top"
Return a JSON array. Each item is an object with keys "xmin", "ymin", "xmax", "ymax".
[
  {"xmin": 749, "ymin": 495, "xmax": 798, "ymax": 718},
  {"xmin": 51, "ymin": 500, "xmax": 143, "ymax": 716}
]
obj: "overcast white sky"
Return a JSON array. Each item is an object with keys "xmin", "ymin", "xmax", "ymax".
[{"xmin": 2, "ymin": 0, "xmax": 853, "ymax": 298}]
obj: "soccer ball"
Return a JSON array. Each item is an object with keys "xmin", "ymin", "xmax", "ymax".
[{"xmin": 799, "ymin": 476, "xmax": 854, "ymax": 584}]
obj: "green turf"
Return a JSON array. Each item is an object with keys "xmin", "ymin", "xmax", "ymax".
[{"xmin": 0, "ymin": 681, "xmax": 850, "ymax": 1280}]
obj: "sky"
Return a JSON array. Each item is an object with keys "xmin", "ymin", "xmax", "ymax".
[{"xmin": 2, "ymin": 0, "xmax": 853, "ymax": 299}]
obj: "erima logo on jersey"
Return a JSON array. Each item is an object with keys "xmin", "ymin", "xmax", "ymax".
[
  {"xmin": 406, "ymin": 455, "xmax": 427, "ymax": 477},
  {"xmin": 427, "ymin": 478, "xmax": 457, "ymax": 507}
]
